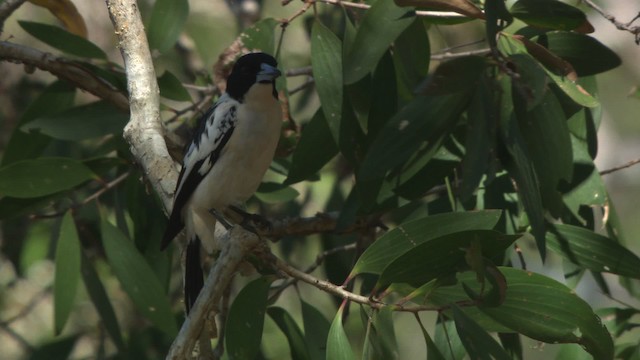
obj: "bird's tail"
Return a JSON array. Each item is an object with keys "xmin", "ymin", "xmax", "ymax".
[{"xmin": 185, "ymin": 237, "xmax": 204, "ymax": 314}]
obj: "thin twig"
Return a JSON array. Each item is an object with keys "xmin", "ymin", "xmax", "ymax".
[
  {"xmin": 430, "ymin": 48, "xmax": 490, "ymax": 61},
  {"xmin": 314, "ymin": 0, "xmax": 466, "ymax": 18},
  {"xmin": 288, "ymin": 77, "xmax": 314, "ymax": 95},
  {"xmin": 0, "ymin": 0, "xmax": 26, "ymax": 33},
  {"xmin": 600, "ymin": 158, "xmax": 640, "ymax": 175},
  {"xmin": 285, "ymin": 66, "xmax": 312, "ymax": 77},
  {"xmin": 581, "ymin": 0, "xmax": 640, "ymax": 44},
  {"xmin": 0, "ymin": 287, "xmax": 51, "ymax": 326}
]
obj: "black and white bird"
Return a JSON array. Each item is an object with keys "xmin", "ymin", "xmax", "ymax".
[{"xmin": 161, "ymin": 52, "xmax": 282, "ymax": 313}]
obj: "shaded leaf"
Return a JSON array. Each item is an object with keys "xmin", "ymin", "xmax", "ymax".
[
  {"xmin": 311, "ymin": 21, "xmax": 343, "ymax": 143},
  {"xmin": 326, "ymin": 304, "xmax": 356, "ymax": 360},
  {"xmin": 353, "ymin": 210, "xmax": 502, "ymax": 276},
  {"xmin": 2, "ymin": 80, "xmax": 75, "ymax": 166},
  {"xmin": 19, "ymin": 21, "xmax": 106, "ymax": 58},
  {"xmin": 22, "ymin": 101, "xmax": 128, "ymax": 141},
  {"xmin": 510, "ymin": 0, "xmax": 593, "ymax": 33},
  {"xmin": 226, "ymin": 277, "xmax": 272, "ymax": 360},
  {"xmin": 479, "ymin": 267, "xmax": 614, "ymax": 360},
  {"xmin": 415, "ymin": 315, "xmax": 446, "ymax": 360},
  {"xmin": 547, "ymin": 224, "xmax": 640, "ymax": 279},
  {"xmin": 267, "ymin": 307, "xmax": 310, "ymax": 360},
  {"xmin": 0, "ymin": 194, "xmax": 62, "ymax": 219},
  {"xmin": 0, "ymin": 158, "xmax": 95, "ymax": 198},
  {"xmin": 508, "ymin": 53, "xmax": 548, "ymax": 110},
  {"xmin": 28, "ymin": 0, "xmax": 87, "ymax": 37},
  {"xmin": 255, "ymin": 182, "xmax": 300, "ymax": 203},
  {"xmin": 545, "ymin": 32, "xmax": 621, "ymax": 76},
  {"xmin": 158, "ymin": 71, "xmax": 191, "ymax": 101},
  {"xmin": 344, "ymin": 1, "xmax": 413, "ymax": 84},
  {"xmin": 393, "ymin": 18, "xmax": 430, "ymax": 101},
  {"xmin": 363, "ymin": 307, "xmax": 398, "ymax": 360},
  {"xmin": 28, "ymin": 337, "xmax": 77, "ymax": 360},
  {"xmin": 452, "ymin": 304, "xmax": 511, "ymax": 360},
  {"xmin": 80, "ymin": 252, "xmax": 125, "ymax": 351},
  {"xmin": 378, "ymin": 230, "xmax": 519, "ymax": 287},
  {"xmin": 147, "ymin": 0, "xmax": 189, "ymax": 53},
  {"xmin": 301, "ymin": 300, "xmax": 331, "ymax": 360},
  {"xmin": 241, "ymin": 18, "xmax": 278, "ymax": 53},
  {"xmin": 285, "ymin": 110, "xmax": 338, "ymax": 185},
  {"xmin": 419, "ymin": 56, "xmax": 487, "ymax": 95},
  {"xmin": 54, "ymin": 212, "xmax": 81, "ymax": 334},
  {"xmin": 101, "ymin": 220, "xmax": 177, "ymax": 336}
]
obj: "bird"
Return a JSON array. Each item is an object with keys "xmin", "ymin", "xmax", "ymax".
[{"xmin": 161, "ymin": 52, "xmax": 282, "ymax": 313}]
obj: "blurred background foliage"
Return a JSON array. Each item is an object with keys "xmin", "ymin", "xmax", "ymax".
[{"xmin": 0, "ymin": 0, "xmax": 640, "ymax": 359}]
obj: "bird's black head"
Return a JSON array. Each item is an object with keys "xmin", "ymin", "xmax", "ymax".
[{"xmin": 226, "ymin": 52, "xmax": 280, "ymax": 101}]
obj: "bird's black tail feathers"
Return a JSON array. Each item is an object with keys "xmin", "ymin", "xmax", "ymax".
[{"xmin": 185, "ymin": 238, "xmax": 204, "ymax": 314}]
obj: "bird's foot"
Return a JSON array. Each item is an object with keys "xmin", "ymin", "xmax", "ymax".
[{"xmin": 208, "ymin": 208, "xmax": 234, "ymax": 230}]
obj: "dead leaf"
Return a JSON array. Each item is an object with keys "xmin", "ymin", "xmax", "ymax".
[{"xmin": 28, "ymin": 0, "xmax": 87, "ymax": 38}]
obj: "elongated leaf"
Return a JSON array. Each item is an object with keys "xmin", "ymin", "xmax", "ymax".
[
  {"xmin": 255, "ymin": 182, "xmax": 299, "ymax": 203},
  {"xmin": 509, "ymin": 53, "xmax": 548, "ymax": 110},
  {"xmin": 358, "ymin": 92, "xmax": 468, "ymax": 182},
  {"xmin": 452, "ymin": 304, "xmax": 511, "ymax": 360},
  {"xmin": 434, "ymin": 320, "xmax": 466, "ymax": 360},
  {"xmin": 393, "ymin": 18, "xmax": 430, "ymax": 101},
  {"xmin": 101, "ymin": 221, "xmax": 177, "ymax": 336},
  {"xmin": 22, "ymin": 101, "xmax": 128, "ymax": 141},
  {"xmin": 28, "ymin": 0, "xmax": 87, "ymax": 37},
  {"xmin": 353, "ymin": 210, "xmax": 503, "ymax": 276},
  {"xmin": 378, "ymin": 230, "xmax": 519, "ymax": 287},
  {"xmin": 2, "ymin": 81, "xmax": 75, "ymax": 166},
  {"xmin": 0, "ymin": 158, "xmax": 95, "ymax": 198},
  {"xmin": 344, "ymin": 0, "xmax": 413, "ymax": 84},
  {"xmin": 28, "ymin": 337, "xmax": 77, "ymax": 360},
  {"xmin": 54, "ymin": 212, "xmax": 81, "ymax": 335},
  {"xmin": 363, "ymin": 307, "xmax": 398, "ymax": 360},
  {"xmin": 80, "ymin": 252, "xmax": 125, "ymax": 351},
  {"xmin": 285, "ymin": 110, "xmax": 338, "ymax": 185},
  {"xmin": 415, "ymin": 315, "xmax": 446, "ymax": 360},
  {"xmin": 368, "ymin": 51, "xmax": 397, "ymax": 139},
  {"xmin": 241, "ymin": 18, "xmax": 278, "ymax": 53},
  {"xmin": 19, "ymin": 21, "xmax": 106, "ymax": 58},
  {"xmin": 226, "ymin": 277, "xmax": 272, "ymax": 360},
  {"xmin": 396, "ymin": 0, "xmax": 485, "ymax": 19},
  {"xmin": 420, "ymin": 56, "xmax": 487, "ymax": 95},
  {"xmin": 547, "ymin": 224, "xmax": 640, "ymax": 278},
  {"xmin": 478, "ymin": 267, "xmax": 614, "ymax": 360},
  {"xmin": 158, "ymin": 71, "xmax": 191, "ymax": 101},
  {"xmin": 147, "ymin": 0, "xmax": 189, "ymax": 53},
  {"xmin": 510, "ymin": 0, "xmax": 593, "ymax": 33},
  {"xmin": 311, "ymin": 21, "xmax": 343, "ymax": 143},
  {"xmin": 326, "ymin": 304, "xmax": 356, "ymax": 360},
  {"xmin": 267, "ymin": 307, "xmax": 310, "ymax": 360},
  {"xmin": 545, "ymin": 32, "xmax": 621, "ymax": 76},
  {"xmin": 301, "ymin": 300, "xmax": 331, "ymax": 360}
]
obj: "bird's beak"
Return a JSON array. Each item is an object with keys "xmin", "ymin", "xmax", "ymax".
[{"xmin": 257, "ymin": 63, "xmax": 282, "ymax": 83}]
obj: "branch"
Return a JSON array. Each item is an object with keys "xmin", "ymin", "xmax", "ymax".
[
  {"xmin": 313, "ymin": 0, "xmax": 466, "ymax": 18},
  {"xmin": 581, "ymin": 0, "xmax": 640, "ymax": 44},
  {"xmin": 0, "ymin": 41, "xmax": 129, "ymax": 112},
  {"xmin": 0, "ymin": 0, "xmax": 26, "ymax": 33},
  {"xmin": 106, "ymin": 0, "xmax": 177, "ymax": 212},
  {"xmin": 600, "ymin": 157, "xmax": 640, "ymax": 176},
  {"xmin": 166, "ymin": 227, "xmax": 262, "ymax": 360}
]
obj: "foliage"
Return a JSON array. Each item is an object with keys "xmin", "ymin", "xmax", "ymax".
[{"xmin": 0, "ymin": 0, "xmax": 639, "ymax": 359}]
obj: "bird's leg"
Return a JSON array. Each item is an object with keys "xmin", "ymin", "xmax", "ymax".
[
  {"xmin": 208, "ymin": 208, "xmax": 234, "ymax": 230},
  {"xmin": 228, "ymin": 205, "xmax": 272, "ymax": 234}
]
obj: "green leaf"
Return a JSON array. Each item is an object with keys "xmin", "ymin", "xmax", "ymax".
[
  {"xmin": 393, "ymin": 18, "xmax": 430, "ymax": 101},
  {"xmin": 28, "ymin": 337, "xmax": 77, "ymax": 360},
  {"xmin": 479, "ymin": 267, "xmax": 614, "ymax": 360},
  {"xmin": 508, "ymin": 53, "xmax": 548, "ymax": 110},
  {"xmin": 545, "ymin": 32, "xmax": 621, "ymax": 76},
  {"xmin": 510, "ymin": 0, "xmax": 592, "ymax": 32},
  {"xmin": 452, "ymin": 304, "xmax": 512, "ymax": 360},
  {"xmin": 285, "ymin": 110, "xmax": 338, "ymax": 185},
  {"xmin": 344, "ymin": 0, "xmax": 413, "ymax": 84},
  {"xmin": 158, "ymin": 71, "xmax": 191, "ymax": 101},
  {"xmin": 311, "ymin": 21, "xmax": 343, "ymax": 144},
  {"xmin": 326, "ymin": 304, "xmax": 356, "ymax": 360},
  {"xmin": 101, "ymin": 220, "xmax": 177, "ymax": 336},
  {"xmin": 0, "ymin": 157, "xmax": 95, "ymax": 198},
  {"xmin": 19, "ymin": 21, "xmax": 107, "ymax": 59},
  {"xmin": 547, "ymin": 224, "xmax": 640, "ymax": 278},
  {"xmin": 358, "ymin": 93, "xmax": 468, "ymax": 182},
  {"xmin": 255, "ymin": 182, "xmax": 300, "ymax": 203},
  {"xmin": 80, "ymin": 252, "xmax": 125, "ymax": 351},
  {"xmin": 420, "ymin": 56, "xmax": 487, "ymax": 95},
  {"xmin": 545, "ymin": 70, "xmax": 598, "ymax": 108},
  {"xmin": 352, "ymin": 210, "xmax": 503, "ymax": 276},
  {"xmin": 415, "ymin": 315, "xmax": 446, "ymax": 360},
  {"xmin": 147, "ymin": 0, "xmax": 189, "ymax": 53},
  {"xmin": 514, "ymin": 89, "xmax": 573, "ymax": 216},
  {"xmin": 267, "ymin": 307, "xmax": 310, "ymax": 360},
  {"xmin": 240, "ymin": 18, "xmax": 278, "ymax": 54},
  {"xmin": 226, "ymin": 277, "xmax": 272, "ymax": 360},
  {"xmin": 2, "ymin": 80, "xmax": 75, "ymax": 166},
  {"xmin": 0, "ymin": 194, "xmax": 62, "ymax": 219},
  {"xmin": 21, "ymin": 101, "xmax": 128, "ymax": 141},
  {"xmin": 301, "ymin": 300, "xmax": 331, "ymax": 360},
  {"xmin": 54, "ymin": 212, "xmax": 81, "ymax": 335},
  {"xmin": 434, "ymin": 320, "xmax": 466, "ymax": 360},
  {"xmin": 378, "ymin": 230, "xmax": 519, "ymax": 287},
  {"xmin": 363, "ymin": 307, "xmax": 398, "ymax": 360}
]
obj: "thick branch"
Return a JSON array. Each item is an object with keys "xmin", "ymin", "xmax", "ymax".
[
  {"xmin": 0, "ymin": 0, "xmax": 26, "ymax": 33},
  {"xmin": 105, "ymin": 0, "xmax": 176, "ymax": 211},
  {"xmin": 0, "ymin": 41, "xmax": 129, "ymax": 112}
]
